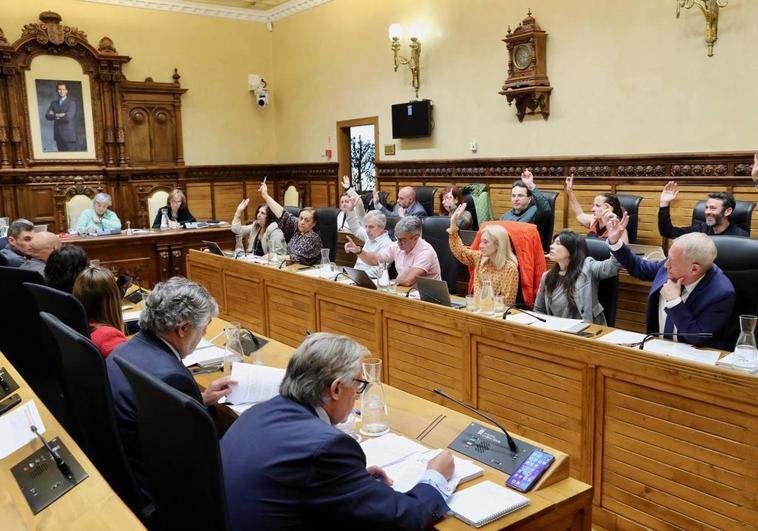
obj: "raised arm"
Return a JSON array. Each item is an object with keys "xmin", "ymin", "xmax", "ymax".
[
  {"xmin": 259, "ymin": 183, "xmax": 283, "ymax": 219},
  {"xmin": 448, "ymin": 204, "xmax": 478, "ymax": 267},
  {"xmin": 345, "ymin": 235, "xmax": 380, "ymax": 265},
  {"xmin": 564, "ymin": 175, "xmax": 593, "ymax": 228},
  {"xmin": 657, "ymin": 181, "xmax": 692, "ymax": 239},
  {"xmin": 344, "ymin": 197, "xmax": 368, "ymax": 241}
]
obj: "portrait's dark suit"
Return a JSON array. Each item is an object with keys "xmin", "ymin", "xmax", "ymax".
[
  {"xmin": 107, "ymin": 330, "xmax": 203, "ymax": 499},
  {"xmin": 45, "ymin": 96, "xmax": 78, "ymax": 151},
  {"xmin": 610, "ymin": 242, "xmax": 735, "ymax": 345},
  {"xmin": 221, "ymin": 394, "xmax": 448, "ymax": 531}
]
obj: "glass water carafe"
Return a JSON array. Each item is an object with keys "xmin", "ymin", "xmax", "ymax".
[
  {"xmin": 160, "ymin": 207, "xmax": 169, "ymax": 230},
  {"xmin": 377, "ymin": 260, "xmax": 390, "ymax": 291},
  {"xmin": 359, "ymin": 358, "xmax": 389, "ymax": 437},
  {"xmin": 320, "ymin": 248, "xmax": 331, "ymax": 278},
  {"xmin": 478, "ymin": 276, "xmax": 495, "ymax": 315},
  {"xmin": 731, "ymin": 314, "xmax": 757, "ymax": 372},
  {"xmin": 223, "ymin": 322, "xmax": 244, "ymax": 374}
]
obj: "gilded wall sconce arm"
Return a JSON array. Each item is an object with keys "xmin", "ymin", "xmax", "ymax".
[{"xmin": 676, "ymin": 0, "xmax": 728, "ymax": 57}]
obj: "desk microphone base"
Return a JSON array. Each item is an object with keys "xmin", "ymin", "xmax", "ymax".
[{"xmin": 448, "ymin": 422, "xmax": 540, "ymax": 475}]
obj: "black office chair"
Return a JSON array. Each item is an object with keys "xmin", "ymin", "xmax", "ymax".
[
  {"xmin": 414, "ymin": 186, "xmax": 437, "ymax": 217},
  {"xmin": 24, "ymin": 283, "xmax": 90, "ymax": 338},
  {"xmin": 317, "ymin": 207, "xmax": 339, "ymax": 262},
  {"xmin": 537, "ymin": 191, "xmax": 559, "ymax": 253},
  {"xmin": 463, "ymin": 194, "xmax": 479, "ymax": 231},
  {"xmin": 114, "ymin": 356, "xmax": 230, "ymax": 531},
  {"xmin": 361, "ymin": 190, "xmax": 390, "ymax": 212},
  {"xmin": 422, "ymin": 216, "xmax": 460, "ymax": 295},
  {"xmin": 0, "ymin": 236, "xmax": 7, "ymax": 251},
  {"xmin": 617, "ymin": 194, "xmax": 643, "ymax": 244},
  {"xmin": 0, "ymin": 253, "xmax": 7, "ymax": 267},
  {"xmin": 584, "ymin": 238, "xmax": 620, "ymax": 327},
  {"xmin": 39, "ymin": 313, "xmax": 150, "ymax": 522},
  {"xmin": 711, "ymin": 236, "xmax": 758, "ymax": 351},
  {"xmin": 283, "ymin": 206, "xmax": 301, "ymax": 219},
  {"xmin": 692, "ymin": 199, "xmax": 756, "ymax": 234},
  {"xmin": 385, "ymin": 215, "xmax": 401, "ymax": 239}
]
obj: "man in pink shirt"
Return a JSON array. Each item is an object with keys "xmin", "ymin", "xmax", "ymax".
[{"xmin": 347, "ymin": 216, "xmax": 441, "ymax": 286}]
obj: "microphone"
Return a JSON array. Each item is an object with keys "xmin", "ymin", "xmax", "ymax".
[
  {"xmin": 30, "ymin": 425, "xmax": 74, "ymax": 481},
  {"xmin": 333, "ymin": 271, "xmax": 350, "ymax": 282},
  {"xmin": 503, "ymin": 304, "xmax": 547, "ymax": 323},
  {"xmin": 433, "ymin": 388, "xmax": 518, "ymax": 452},
  {"xmin": 405, "ymin": 287, "xmax": 417, "ymax": 298},
  {"xmin": 278, "ymin": 259, "xmax": 287, "ymax": 270},
  {"xmin": 634, "ymin": 332, "xmax": 712, "ymax": 350}
]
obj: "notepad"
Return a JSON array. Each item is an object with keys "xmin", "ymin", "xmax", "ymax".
[
  {"xmin": 225, "ymin": 362, "xmax": 285, "ymax": 405},
  {"xmin": 446, "ymin": 480, "xmax": 530, "ymax": 528}
]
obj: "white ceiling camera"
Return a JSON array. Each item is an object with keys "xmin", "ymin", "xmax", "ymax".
[{"xmin": 248, "ymin": 74, "xmax": 269, "ymax": 107}]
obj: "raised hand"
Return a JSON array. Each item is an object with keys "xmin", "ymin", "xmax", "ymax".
[
  {"xmin": 606, "ymin": 211, "xmax": 629, "ymax": 245},
  {"xmin": 344, "ymin": 235, "xmax": 361, "ymax": 254},
  {"xmin": 564, "ymin": 174, "xmax": 574, "ymax": 192},
  {"xmin": 341, "ymin": 175, "xmax": 351, "ymax": 189},
  {"xmin": 599, "ymin": 203, "xmax": 617, "ymax": 227},
  {"xmin": 235, "ymin": 198, "xmax": 250, "ymax": 216},
  {"xmin": 397, "ymin": 206, "xmax": 406, "ymax": 217},
  {"xmin": 659, "ymin": 181, "xmax": 679, "ymax": 207},
  {"xmin": 521, "ymin": 168, "xmax": 535, "ymax": 189},
  {"xmin": 258, "ymin": 182, "xmax": 269, "ymax": 198},
  {"xmin": 347, "ymin": 195, "xmax": 361, "ymax": 212},
  {"xmin": 752, "ymin": 153, "xmax": 758, "ymax": 180},
  {"xmin": 372, "ymin": 190, "xmax": 380, "ymax": 207},
  {"xmin": 450, "ymin": 202, "xmax": 466, "ymax": 228}
]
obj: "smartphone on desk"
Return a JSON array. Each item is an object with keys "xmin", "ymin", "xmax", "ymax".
[{"xmin": 506, "ymin": 449, "xmax": 554, "ymax": 492}]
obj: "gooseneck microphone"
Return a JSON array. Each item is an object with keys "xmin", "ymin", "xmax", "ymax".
[
  {"xmin": 502, "ymin": 304, "xmax": 547, "ymax": 323},
  {"xmin": 635, "ymin": 332, "xmax": 712, "ymax": 350},
  {"xmin": 30, "ymin": 424, "xmax": 74, "ymax": 481},
  {"xmin": 433, "ymin": 388, "xmax": 518, "ymax": 452},
  {"xmin": 405, "ymin": 287, "xmax": 417, "ymax": 298}
]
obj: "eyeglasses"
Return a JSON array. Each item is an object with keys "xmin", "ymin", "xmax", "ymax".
[{"xmin": 353, "ymin": 378, "xmax": 370, "ymax": 394}]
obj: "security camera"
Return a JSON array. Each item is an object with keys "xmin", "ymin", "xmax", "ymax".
[
  {"xmin": 256, "ymin": 89, "xmax": 269, "ymax": 107},
  {"xmin": 248, "ymin": 74, "xmax": 269, "ymax": 108}
]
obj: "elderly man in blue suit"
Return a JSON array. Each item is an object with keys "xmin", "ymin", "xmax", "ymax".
[
  {"xmin": 45, "ymin": 82, "xmax": 78, "ymax": 151},
  {"xmin": 221, "ymin": 332, "xmax": 454, "ymax": 530},
  {"xmin": 606, "ymin": 212, "xmax": 735, "ymax": 346}
]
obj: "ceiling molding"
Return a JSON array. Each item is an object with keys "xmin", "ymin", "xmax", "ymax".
[{"xmin": 78, "ymin": 0, "xmax": 331, "ymax": 22}]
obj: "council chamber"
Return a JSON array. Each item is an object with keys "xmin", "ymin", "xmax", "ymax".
[{"xmin": 0, "ymin": 1, "xmax": 756, "ymax": 530}]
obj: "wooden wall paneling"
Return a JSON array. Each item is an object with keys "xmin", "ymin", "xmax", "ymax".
[
  {"xmin": 316, "ymin": 295, "xmax": 382, "ymax": 358},
  {"xmin": 151, "ymin": 106, "xmax": 177, "ymax": 163},
  {"xmin": 186, "ymin": 182, "xmax": 213, "ymax": 220},
  {"xmin": 213, "ymin": 182, "xmax": 244, "ymax": 223},
  {"xmin": 264, "ymin": 281, "xmax": 314, "ymax": 347},
  {"xmin": 124, "ymin": 106, "xmax": 151, "ymax": 163},
  {"xmin": 308, "ymin": 180, "xmax": 330, "ymax": 208},
  {"xmin": 224, "ymin": 271, "xmax": 266, "ymax": 334},
  {"xmin": 185, "ymin": 256, "xmax": 226, "ymax": 314}
]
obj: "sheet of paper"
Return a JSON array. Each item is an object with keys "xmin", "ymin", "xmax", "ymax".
[
  {"xmin": 642, "ymin": 340, "xmax": 721, "ymax": 366},
  {"xmin": 0, "ymin": 400, "xmax": 45, "ymax": 459},
  {"xmin": 360, "ymin": 433, "xmax": 428, "ymax": 468},
  {"xmin": 502, "ymin": 312, "xmax": 539, "ymax": 325},
  {"xmin": 296, "ymin": 267, "xmax": 326, "ymax": 278},
  {"xmin": 226, "ymin": 362, "xmax": 285, "ymax": 405},
  {"xmin": 530, "ymin": 314, "xmax": 588, "ymax": 333},
  {"xmin": 227, "ymin": 403, "xmax": 254, "ymax": 416},
  {"xmin": 596, "ymin": 329, "xmax": 647, "ymax": 346},
  {"xmin": 384, "ymin": 449, "xmax": 483, "ymax": 493},
  {"xmin": 194, "ymin": 338, "xmax": 216, "ymax": 350},
  {"xmin": 122, "ymin": 309, "xmax": 141, "ymax": 322},
  {"xmin": 182, "ymin": 345, "xmax": 226, "ymax": 367}
]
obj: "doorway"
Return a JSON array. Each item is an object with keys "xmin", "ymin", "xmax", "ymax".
[{"xmin": 336, "ymin": 116, "xmax": 378, "ymax": 194}]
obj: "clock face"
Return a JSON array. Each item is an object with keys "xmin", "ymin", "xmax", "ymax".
[{"xmin": 514, "ymin": 44, "xmax": 533, "ymax": 70}]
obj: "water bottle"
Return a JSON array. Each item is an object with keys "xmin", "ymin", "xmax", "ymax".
[
  {"xmin": 377, "ymin": 261, "xmax": 390, "ymax": 291},
  {"xmin": 160, "ymin": 207, "xmax": 169, "ymax": 230},
  {"xmin": 359, "ymin": 358, "xmax": 389, "ymax": 437},
  {"xmin": 731, "ymin": 314, "xmax": 757, "ymax": 372},
  {"xmin": 320, "ymin": 248, "xmax": 331, "ymax": 279},
  {"xmin": 479, "ymin": 275, "xmax": 495, "ymax": 315},
  {"xmin": 126, "ymin": 220, "xmax": 133, "ymax": 236}
]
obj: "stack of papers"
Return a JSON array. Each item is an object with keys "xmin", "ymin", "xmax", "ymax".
[
  {"xmin": 182, "ymin": 346, "xmax": 226, "ymax": 368},
  {"xmin": 504, "ymin": 312, "xmax": 588, "ymax": 333},
  {"xmin": 0, "ymin": 400, "xmax": 45, "ymax": 459},
  {"xmin": 598, "ymin": 329, "xmax": 721, "ymax": 366},
  {"xmin": 447, "ymin": 480, "xmax": 530, "ymax": 527},
  {"xmin": 223, "ymin": 362, "xmax": 286, "ymax": 416},
  {"xmin": 122, "ymin": 309, "xmax": 141, "ymax": 322}
]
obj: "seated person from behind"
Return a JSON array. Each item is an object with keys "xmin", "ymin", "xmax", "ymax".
[
  {"xmin": 73, "ymin": 266, "xmax": 126, "ymax": 357},
  {"xmin": 336, "ymin": 175, "xmax": 366, "ymax": 231},
  {"xmin": 345, "ymin": 215, "xmax": 441, "ymax": 287},
  {"xmin": 231, "ymin": 199, "xmax": 286, "ymax": 257},
  {"xmin": 449, "ymin": 204, "xmax": 518, "ymax": 303},
  {"xmin": 343, "ymin": 198, "xmax": 393, "ymax": 278},
  {"xmin": 0, "ymin": 218, "xmax": 34, "ymax": 266},
  {"xmin": 107, "ymin": 277, "xmax": 235, "ymax": 499},
  {"xmin": 259, "ymin": 182, "xmax": 323, "ymax": 265},
  {"xmin": 151, "ymin": 188, "xmax": 196, "ymax": 228},
  {"xmin": 499, "ymin": 169, "xmax": 550, "ymax": 224},
  {"xmin": 658, "ymin": 181, "xmax": 748, "ymax": 238},
  {"xmin": 606, "ymin": 213, "xmax": 735, "ymax": 346},
  {"xmin": 75, "ymin": 192, "xmax": 122, "ymax": 234},
  {"xmin": 19, "ymin": 231, "xmax": 60, "ymax": 278},
  {"xmin": 533, "ymin": 230, "xmax": 621, "ymax": 325},
  {"xmin": 564, "ymin": 175, "xmax": 628, "ymax": 243},
  {"xmin": 373, "ymin": 186, "xmax": 428, "ymax": 218},
  {"xmin": 440, "ymin": 187, "xmax": 473, "ymax": 229},
  {"xmin": 221, "ymin": 332, "xmax": 454, "ymax": 531},
  {"xmin": 45, "ymin": 245, "xmax": 89, "ymax": 293}
]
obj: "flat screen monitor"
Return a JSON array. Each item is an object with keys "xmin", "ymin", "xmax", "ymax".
[{"xmin": 391, "ymin": 100, "xmax": 433, "ymax": 138}]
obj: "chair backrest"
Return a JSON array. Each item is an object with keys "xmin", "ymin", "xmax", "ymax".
[
  {"xmin": 385, "ymin": 215, "xmax": 401, "ymax": 240},
  {"xmin": 422, "ymin": 216, "xmax": 460, "ymax": 294},
  {"xmin": 283, "ymin": 206, "xmax": 301, "ymax": 219},
  {"xmin": 317, "ymin": 207, "xmax": 339, "ymax": 261},
  {"xmin": 617, "ymin": 194, "xmax": 643, "ymax": 244},
  {"xmin": 0, "ymin": 236, "xmax": 7, "ymax": 250},
  {"xmin": 114, "ymin": 356, "xmax": 230, "ymax": 531},
  {"xmin": 584, "ymin": 238, "xmax": 620, "ymax": 327},
  {"xmin": 66, "ymin": 194, "xmax": 92, "ymax": 231},
  {"xmin": 711, "ymin": 235, "xmax": 758, "ymax": 351},
  {"xmin": 414, "ymin": 186, "xmax": 437, "ymax": 217},
  {"xmin": 463, "ymin": 194, "xmax": 479, "ymax": 231},
  {"xmin": 24, "ymin": 283, "xmax": 90, "ymax": 338},
  {"xmin": 361, "ymin": 190, "xmax": 390, "ymax": 212},
  {"xmin": 537, "ymin": 191, "xmax": 559, "ymax": 253},
  {"xmin": 283, "ymin": 185, "xmax": 300, "ymax": 207},
  {"xmin": 39, "ymin": 313, "xmax": 147, "ymax": 518},
  {"xmin": 147, "ymin": 190, "xmax": 170, "ymax": 228},
  {"xmin": 0, "ymin": 252, "xmax": 7, "ymax": 266},
  {"xmin": 692, "ymin": 199, "xmax": 756, "ymax": 234}
]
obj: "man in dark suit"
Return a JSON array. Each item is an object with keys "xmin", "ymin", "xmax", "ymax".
[
  {"xmin": 221, "ymin": 332, "xmax": 454, "ymax": 531},
  {"xmin": 45, "ymin": 82, "xmax": 78, "ymax": 151},
  {"xmin": 107, "ymin": 277, "xmax": 235, "ymax": 499},
  {"xmin": 607, "ymin": 213, "xmax": 735, "ymax": 345},
  {"xmin": 0, "ymin": 218, "xmax": 34, "ymax": 267}
]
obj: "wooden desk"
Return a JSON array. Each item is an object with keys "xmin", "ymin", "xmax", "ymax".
[
  {"xmin": 0, "ymin": 352, "xmax": 143, "ymax": 530},
  {"xmin": 64, "ymin": 226, "xmax": 236, "ymax": 288},
  {"xmin": 193, "ymin": 324, "xmax": 593, "ymax": 530},
  {"xmin": 187, "ymin": 251, "xmax": 758, "ymax": 530}
]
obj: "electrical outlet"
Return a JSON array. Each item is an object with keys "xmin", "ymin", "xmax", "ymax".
[{"xmin": 469, "ymin": 141, "xmax": 478, "ymax": 153}]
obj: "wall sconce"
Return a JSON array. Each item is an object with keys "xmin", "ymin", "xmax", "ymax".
[
  {"xmin": 676, "ymin": 0, "xmax": 728, "ymax": 57},
  {"xmin": 388, "ymin": 23, "xmax": 421, "ymax": 98}
]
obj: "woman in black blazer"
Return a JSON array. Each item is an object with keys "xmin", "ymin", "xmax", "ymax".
[{"xmin": 152, "ymin": 188, "xmax": 196, "ymax": 228}]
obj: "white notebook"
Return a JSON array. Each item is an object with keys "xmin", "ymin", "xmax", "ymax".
[{"xmin": 447, "ymin": 480, "xmax": 530, "ymax": 528}]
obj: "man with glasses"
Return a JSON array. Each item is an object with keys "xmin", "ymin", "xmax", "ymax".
[
  {"xmin": 343, "ymin": 197, "xmax": 393, "ymax": 278},
  {"xmin": 606, "ymin": 214, "xmax": 734, "ymax": 346},
  {"xmin": 222, "ymin": 332, "xmax": 454, "ymax": 530},
  {"xmin": 500, "ymin": 169, "xmax": 550, "ymax": 224},
  {"xmin": 346, "ymin": 215, "xmax": 441, "ymax": 287}
]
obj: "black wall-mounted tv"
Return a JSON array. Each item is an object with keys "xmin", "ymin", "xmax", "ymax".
[{"xmin": 391, "ymin": 100, "xmax": 433, "ymax": 138}]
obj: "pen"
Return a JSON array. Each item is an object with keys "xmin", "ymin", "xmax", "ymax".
[{"xmin": 30, "ymin": 425, "xmax": 74, "ymax": 481}]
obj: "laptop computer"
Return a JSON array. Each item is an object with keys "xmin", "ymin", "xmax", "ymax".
[
  {"xmin": 202, "ymin": 240, "xmax": 235, "ymax": 258},
  {"xmin": 416, "ymin": 277, "xmax": 466, "ymax": 309},
  {"xmin": 343, "ymin": 266, "xmax": 377, "ymax": 290}
]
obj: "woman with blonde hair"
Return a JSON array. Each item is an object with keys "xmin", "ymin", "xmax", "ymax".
[
  {"xmin": 73, "ymin": 266, "xmax": 126, "ymax": 357},
  {"xmin": 152, "ymin": 188, "xmax": 196, "ymax": 228},
  {"xmin": 448, "ymin": 203, "xmax": 519, "ymax": 303}
]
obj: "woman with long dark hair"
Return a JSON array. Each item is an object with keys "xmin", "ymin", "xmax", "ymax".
[
  {"xmin": 565, "ymin": 175, "xmax": 628, "ymax": 242},
  {"xmin": 231, "ymin": 200, "xmax": 287, "ymax": 256},
  {"xmin": 533, "ymin": 230, "xmax": 620, "ymax": 324}
]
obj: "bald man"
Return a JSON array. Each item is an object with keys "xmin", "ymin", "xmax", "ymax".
[
  {"xmin": 373, "ymin": 186, "xmax": 428, "ymax": 218},
  {"xmin": 20, "ymin": 231, "xmax": 61, "ymax": 278}
]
